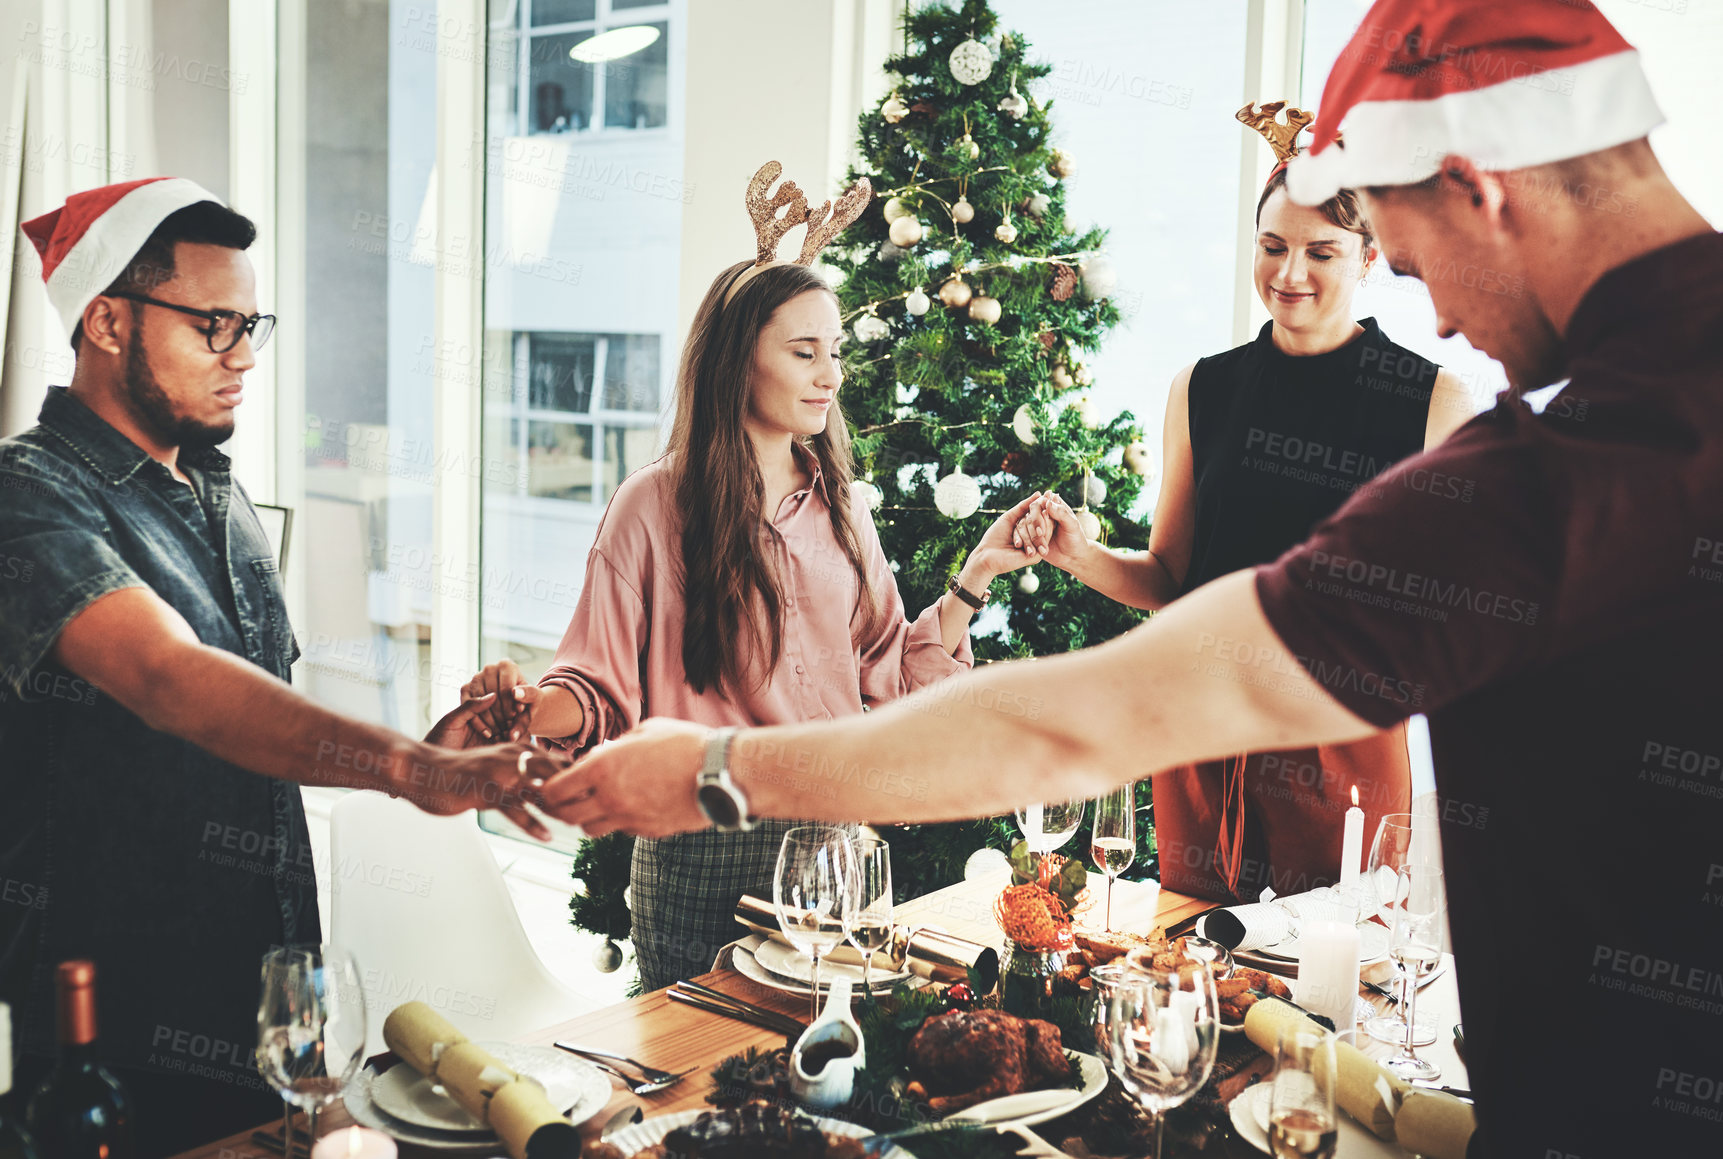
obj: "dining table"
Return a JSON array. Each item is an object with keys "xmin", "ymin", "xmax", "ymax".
[{"xmin": 170, "ymin": 874, "xmax": 1467, "ymax": 1159}]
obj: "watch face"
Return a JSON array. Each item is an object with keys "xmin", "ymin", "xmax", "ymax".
[{"xmin": 698, "ymin": 782, "xmax": 742, "ymax": 829}]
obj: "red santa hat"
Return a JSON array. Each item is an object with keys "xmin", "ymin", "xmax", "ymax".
[
  {"xmin": 20, "ymin": 177, "xmax": 226, "ymax": 342},
  {"xmin": 1287, "ymin": 0, "xmax": 1663, "ymax": 206}
]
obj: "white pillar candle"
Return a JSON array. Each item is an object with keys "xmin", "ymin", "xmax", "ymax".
[
  {"xmin": 1026, "ymin": 802, "xmax": 1044, "ymax": 852},
  {"xmin": 312, "ymin": 1126, "xmax": 397, "ymax": 1159},
  {"xmin": 1338, "ymin": 785, "xmax": 1364, "ymax": 894},
  {"xmin": 1293, "ymin": 919, "xmax": 1361, "ymax": 1032}
]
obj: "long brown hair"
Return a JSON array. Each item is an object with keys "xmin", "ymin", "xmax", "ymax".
[{"xmin": 667, "ymin": 260, "xmax": 883, "ymax": 696}]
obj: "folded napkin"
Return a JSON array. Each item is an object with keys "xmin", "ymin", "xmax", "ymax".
[
  {"xmin": 1197, "ymin": 886, "xmax": 1358, "ymax": 952},
  {"xmin": 382, "ymin": 1002, "xmax": 580, "ymax": 1159},
  {"xmin": 733, "ymin": 895, "xmax": 999, "ymax": 991},
  {"xmin": 1394, "ymin": 1090, "xmax": 1477, "ymax": 1159},
  {"xmin": 1242, "ymin": 996, "xmax": 1410, "ymax": 1140}
]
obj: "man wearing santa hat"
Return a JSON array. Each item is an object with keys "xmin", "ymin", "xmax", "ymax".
[
  {"xmin": 0, "ymin": 180, "xmax": 565, "ymax": 1155},
  {"xmin": 543, "ymin": 2, "xmax": 1722, "ymax": 1152}
]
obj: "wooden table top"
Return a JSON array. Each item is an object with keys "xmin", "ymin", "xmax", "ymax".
[{"xmin": 171, "ymin": 876, "xmax": 1464, "ymax": 1159}]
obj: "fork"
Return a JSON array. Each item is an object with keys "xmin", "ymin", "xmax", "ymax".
[
  {"xmin": 553, "ymin": 1042, "xmax": 693, "ymax": 1092},
  {"xmin": 569, "ymin": 1053, "xmax": 694, "ymax": 1096}
]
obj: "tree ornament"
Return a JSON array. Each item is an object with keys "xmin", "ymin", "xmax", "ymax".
[
  {"xmin": 968, "ymin": 295, "xmax": 1002, "ymax": 326},
  {"xmin": 888, "ymin": 215, "xmax": 924, "ymax": 247},
  {"xmin": 958, "ymin": 133, "xmax": 980, "ymax": 161},
  {"xmin": 593, "ymin": 939, "xmax": 624, "ymax": 973},
  {"xmin": 1080, "ymin": 256, "xmax": 1118, "ymax": 300},
  {"xmin": 1011, "ymin": 403, "xmax": 1038, "ymax": 446},
  {"xmin": 853, "ymin": 477, "xmax": 884, "ymax": 510},
  {"xmin": 1000, "ymin": 450, "xmax": 1031, "ymax": 477},
  {"xmin": 852, "ymin": 313, "xmax": 890, "ymax": 343},
  {"xmin": 881, "ymin": 92, "xmax": 909, "ymax": 124},
  {"xmin": 933, "ymin": 471, "xmax": 982, "ymax": 519},
  {"xmin": 1027, "ymin": 191, "xmax": 1052, "ymax": 218},
  {"xmin": 1076, "ymin": 508, "xmax": 1103, "ymax": 540},
  {"xmin": 1018, "ymin": 569, "xmax": 1040, "ymax": 594},
  {"xmin": 877, "ymin": 240, "xmax": 906, "ymax": 264},
  {"xmin": 938, "ymin": 278, "xmax": 973, "ymax": 308},
  {"xmin": 998, "ymin": 70, "xmax": 1028, "ymax": 120},
  {"xmin": 948, "ymin": 38, "xmax": 994, "ymax": 85},
  {"xmin": 945, "ymin": 981, "xmax": 977, "ymax": 1010},
  {"xmin": 951, "ymin": 197, "xmax": 975, "ymax": 224},
  {"xmin": 905, "ymin": 286, "xmax": 931, "ymax": 316},
  {"xmin": 883, "ymin": 196, "xmax": 913, "ymax": 223},
  {"xmin": 1049, "ymin": 263, "xmax": 1078, "ymax": 301},
  {"xmin": 1047, "ymin": 148, "xmax": 1077, "ymax": 179},
  {"xmin": 1122, "ymin": 440, "xmax": 1155, "ymax": 477},
  {"xmin": 1071, "ymin": 394, "xmax": 1100, "ymax": 428},
  {"xmin": 1050, "ymin": 363, "xmax": 1073, "ymax": 390},
  {"xmin": 994, "ymin": 219, "xmax": 1018, "ymax": 244},
  {"xmin": 965, "ymin": 846, "xmax": 1011, "ymax": 881},
  {"xmin": 1074, "ymin": 363, "xmax": 1093, "ymax": 386},
  {"xmin": 1085, "ymin": 474, "xmax": 1108, "ymax": 506}
]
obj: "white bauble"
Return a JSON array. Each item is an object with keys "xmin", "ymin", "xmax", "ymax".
[
  {"xmin": 1050, "ymin": 363, "xmax": 1073, "ymax": 390},
  {"xmin": 888, "ymin": 216, "xmax": 924, "ymax": 247},
  {"xmin": 1018, "ymin": 569, "xmax": 1040, "ymax": 595},
  {"xmin": 933, "ymin": 471, "xmax": 983, "ymax": 519},
  {"xmin": 959, "ymin": 134, "xmax": 981, "ymax": 161},
  {"xmin": 1080, "ymin": 256, "xmax": 1118, "ymax": 300},
  {"xmin": 852, "ymin": 478, "xmax": 884, "ymax": 511},
  {"xmin": 1122, "ymin": 440, "xmax": 1156, "ymax": 477},
  {"xmin": 852, "ymin": 314, "xmax": 890, "ymax": 343},
  {"xmin": 948, "ymin": 38, "xmax": 995, "ymax": 85},
  {"xmin": 965, "ymin": 846, "xmax": 1012, "ymax": 882},
  {"xmin": 905, "ymin": 287, "xmax": 931, "ymax": 316},
  {"xmin": 994, "ymin": 220, "xmax": 1018, "ymax": 244},
  {"xmin": 1074, "ymin": 363, "xmax": 1093, "ymax": 386},
  {"xmin": 998, "ymin": 89, "xmax": 1029, "ymax": 120},
  {"xmin": 1071, "ymin": 394, "xmax": 1100, "ymax": 428},
  {"xmin": 1047, "ymin": 148, "xmax": 1077, "ymax": 179},
  {"xmin": 1076, "ymin": 508, "xmax": 1103, "ymax": 540},
  {"xmin": 1027, "ymin": 191, "xmax": 1052, "ymax": 218},
  {"xmin": 883, "ymin": 196, "xmax": 914, "ymax": 223},
  {"xmin": 967, "ymin": 296, "xmax": 1002, "ymax": 326},
  {"xmin": 1085, "ymin": 475, "xmax": 1108, "ymax": 506},
  {"xmin": 1011, "ymin": 404, "xmax": 1038, "ymax": 446},
  {"xmin": 938, "ymin": 278, "xmax": 973, "ymax": 308},
  {"xmin": 592, "ymin": 940, "xmax": 624, "ymax": 973},
  {"xmin": 881, "ymin": 94, "xmax": 909, "ymax": 123},
  {"xmin": 951, "ymin": 197, "xmax": 975, "ymax": 224}
]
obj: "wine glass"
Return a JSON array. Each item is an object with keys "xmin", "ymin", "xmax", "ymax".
[
  {"xmin": 846, "ymin": 834, "xmax": 893, "ymax": 996},
  {"xmin": 1090, "ymin": 785, "xmax": 1135, "ymax": 932},
  {"xmin": 774, "ymin": 826, "xmax": 859, "ymax": 1022},
  {"xmin": 256, "ymin": 945, "xmax": 367, "ymax": 1150},
  {"xmin": 1087, "ymin": 962, "xmax": 1134, "ymax": 1062},
  {"xmin": 1363, "ymin": 814, "xmax": 1436, "ymax": 1047},
  {"xmin": 1268, "ymin": 1025, "xmax": 1338, "ymax": 1159},
  {"xmin": 1016, "ymin": 799, "xmax": 1085, "ymax": 879},
  {"xmin": 1382, "ymin": 864, "xmax": 1446, "ymax": 1081},
  {"xmin": 1106, "ymin": 965, "xmax": 1220, "ymax": 1159}
]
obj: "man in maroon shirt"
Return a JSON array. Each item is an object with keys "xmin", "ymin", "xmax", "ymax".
[{"xmin": 547, "ymin": 2, "xmax": 1722, "ymax": 1153}]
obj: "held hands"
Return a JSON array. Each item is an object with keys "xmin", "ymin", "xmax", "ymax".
[
  {"xmin": 536, "ymin": 717, "xmax": 711, "ymax": 838},
  {"xmin": 457, "ymin": 658, "xmax": 542, "ymax": 744},
  {"xmin": 1011, "ymin": 491, "xmax": 1093, "ymax": 574},
  {"xmin": 389, "ymin": 692, "xmax": 570, "ymax": 842},
  {"xmin": 965, "ymin": 492, "xmax": 1047, "ymax": 581}
]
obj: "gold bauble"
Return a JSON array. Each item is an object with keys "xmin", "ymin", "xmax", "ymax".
[
  {"xmin": 1047, "ymin": 148, "xmax": 1077, "ymax": 179},
  {"xmin": 1050, "ymin": 363, "xmax": 1074, "ymax": 390},
  {"xmin": 888, "ymin": 216, "xmax": 924, "ymax": 247},
  {"xmin": 881, "ymin": 94, "xmax": 909, "ymax": 123},
  {"xmin": 951, "ymin": 197, "xmax": 975, "ymax": 224},
  {"xmin": 883, "ymin": 197, "xmax": 913, "ymax": 223},
  {"xmin": 968, "ymin": 296, "xmax": 1002, "ymax": 325},
  {"xmin": 994, "ymin": 220, "xmax": 1018, "ymax": 244},
  {"xmin": 938, "ymin": 279, "xmax": 974, "ymax": 308}
]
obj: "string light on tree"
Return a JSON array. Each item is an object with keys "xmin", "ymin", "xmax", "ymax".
[{"xmin": 933, "ymin": 470, "xmax": 983, "ymax": 519}]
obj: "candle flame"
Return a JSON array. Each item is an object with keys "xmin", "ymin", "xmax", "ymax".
[
  {"xmin": 347, "ymin": 1127, "xmax": 363, "ymax": 1158},
  {"xmin": 1350, "ymin": 784, "xmax": 1359, "ymax": 807}
]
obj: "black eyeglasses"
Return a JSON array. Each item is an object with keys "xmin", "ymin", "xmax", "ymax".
[{"xmin": 108, "ymin": 291, "xmax": 276, "ymax": 354}]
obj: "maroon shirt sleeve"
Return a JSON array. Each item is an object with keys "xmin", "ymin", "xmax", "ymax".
[{"xmin": 1254, "ymin": 409, "xmax": 1563, "ymax": 728}]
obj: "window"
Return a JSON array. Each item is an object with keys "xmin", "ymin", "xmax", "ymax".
[{"xmin": 511, "ymin": 0, "xmax": 671, "ymax": 133}]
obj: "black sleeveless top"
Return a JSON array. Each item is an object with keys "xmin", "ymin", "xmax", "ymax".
[{"xmin": 1181, "ymin": 317, "xmax": 1438, "ymax": 595}]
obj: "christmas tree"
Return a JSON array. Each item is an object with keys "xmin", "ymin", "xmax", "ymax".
[
  {"xmin": 827, "ymin": 0, "xmax": 1155, "ymax": 897},
  {"xmin": 571, "ymin": 0, "xmax": 1160, "ymax": 979}
]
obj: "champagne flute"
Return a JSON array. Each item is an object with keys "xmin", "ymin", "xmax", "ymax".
[
  {"xmin": 1090, "ymin": 785, "xmax": 1135, "ymax": 931},
  {"xmin": 846, "ymin": 835, "xmax": 893, "ymax": 996},
  {"xmin": 1268, "ymin": 1025, "xmax": 1338, "ymax": 1159},
  {"xmin": 1383, "ymin": 864, "xmax": 1445, "ymax": 1081},
  {"xmin": 256, "ymin": 945, "xmax": 367, "ymax": 1149},
  {"xmin": 774, "ymin": 826, "xmax": 858, "ymax": 1022},
  {"xmin": 1363, "ymin": 814, "xmax": 1436, "ymax": 1047},
  {"xmin": 1016, "ymin": 799, "xmax": 1086, "ymax": 879},
  {"xmin": 1106, "ymin": 965, "xmax": 1220, "ymax": 1159}
]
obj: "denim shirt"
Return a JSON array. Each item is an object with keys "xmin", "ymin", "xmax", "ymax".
[{"xmin": 0, "ymin": 387, "xmax": 319, "ymax": 1083}]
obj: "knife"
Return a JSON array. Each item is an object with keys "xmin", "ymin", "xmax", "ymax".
[{"xmin": 599, "ymin": 1105, "xmax": 644, "ymax": 1141}]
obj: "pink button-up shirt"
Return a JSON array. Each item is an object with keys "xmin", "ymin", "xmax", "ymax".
[{"xmin": 538, "ymin": 449, "xmax": 972, "ymax": 752}]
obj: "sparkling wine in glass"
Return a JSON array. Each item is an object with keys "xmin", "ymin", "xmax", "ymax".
[
  {"xmin": 774, "ymin": 826, "xmax": 858, "ymax": 1022},
  {"xmin": 846, "ymin": 834, "xmax": 893, "ymax": 995},
  {"xmin": 1383, "ymin": 864, "xmax": 1445, "ymax": 1082},
  {"xmin": 1106, "ymin": 965, "xmax": 1220, "ymax": 1159},
  {"xmin": 1268, "ymin": 1025, "xmax": 1338, "ymax": 1159},
  {"xmin": 1090, "ymin": 785, "xmax": 1135, "ymax": 932},
  {"xmin": 256, "ymin": 945, "xmax": 367, "ymax": 1151}
]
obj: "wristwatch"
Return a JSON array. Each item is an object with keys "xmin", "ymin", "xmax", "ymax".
[
  {"xmin": 947, "ymin": 574, "xmax": 991, "ymax": 610},
  {"xmin": 696, "ymin": 727, "xmax": 754, "ymax": 832}
]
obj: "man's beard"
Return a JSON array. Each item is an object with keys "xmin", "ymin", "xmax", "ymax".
[{"xmin": 124, "ymin": 333, "xmax": 235, "ymax": 451}]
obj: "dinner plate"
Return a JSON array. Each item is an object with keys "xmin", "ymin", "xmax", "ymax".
[
  {"xmin": 605, "ymin": 1109, "xmax": 914, "ymax": 1157},
  {"xmin": 368, "ymin": 1043, "xmax": 610, "ymax": 1133},
  {"xmin": 345, "ymin": 1068, "xmax": 502, "ymax": 1153},
  {"xmin": 948, "ymin": 1049, "xmax": 1108, "ymax": 1128},
  {"xmin": 732, "ymin": 942, "xmax": 910, "ymax": 998},
  {"xmin": 1227, "ymin": 1081, "xmax": 1273, "ymax": 1154},
  {"xmin": 1252, "ymin": 921, "xmax": 1390, "ymax": 965},
  {"xmin": 753, "ymin": 937, "xmax": 911, "ymax": 989}
]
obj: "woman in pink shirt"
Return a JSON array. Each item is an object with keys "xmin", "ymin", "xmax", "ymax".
[{"xmin": 462, "ymin": 258, "xmax": 1036, "ymax": 989}]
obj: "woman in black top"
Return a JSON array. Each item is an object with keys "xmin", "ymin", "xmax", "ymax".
[{"xmin": 1020, "ymin": 167, "xmax": 1472, "ymax": 902}]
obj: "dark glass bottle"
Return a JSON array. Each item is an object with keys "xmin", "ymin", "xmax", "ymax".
[
  {"xmin": 25, "ymin": 963, "xmax": 131, "ymax": 1159},
  {"xmin": 1, "ymin": 1003, "xmax": 43, "ymax": 1159}
]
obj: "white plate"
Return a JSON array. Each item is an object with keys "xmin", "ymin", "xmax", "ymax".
[
  {"xmin": 344, "ymin": 1048, "xmax": 611, "ymax": 1150},
  {"xmin": 605, "ymin": 1109, "xmax": 913, "ymax": 1157},
  {"xmin": 1252, "ymin": 921, "xmax": 1390, "ymax": 965},
  {"xmin": 345, "ymin": 1068, "xmax": 502, "ymax": 1153},
  {"xmin": 1228, "ymin": 1081, "xmax": 1273, "ymax": 1154},
  {"xmin": 947, "ymin": 1049, "xmax": 1108, "ymax": 1129},
  {"xmin": 754, "ymin": 937, "xmax": 910, "ymax": 989},
  {"xmin": 368, "ymin": 1043, "xmax": 608, "ymax": 1133},
  {"xmin": 733, "ymin": 943, "xmax": 910, "ymax": 998}
]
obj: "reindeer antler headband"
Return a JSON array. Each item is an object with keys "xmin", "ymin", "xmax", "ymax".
[
  {"xmin": 1238, "ymin": 100, "xmax": 1315, "ymax": 166},
  {"xmin": 723, "ymin": 161, "xmax": 872, "ymax": 305}
]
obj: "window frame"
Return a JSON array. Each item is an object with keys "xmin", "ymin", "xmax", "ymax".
[{"xmin": 514, "ymin": 0, "xmax": 674, "ymax": 138}]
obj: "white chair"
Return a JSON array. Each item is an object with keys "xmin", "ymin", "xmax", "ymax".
[{"xmin": 329, "ymin": 792, "xmax": 595, "ymax": 1057}]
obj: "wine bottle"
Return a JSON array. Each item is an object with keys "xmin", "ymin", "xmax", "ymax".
[
  {"xmin": 25, "ymin": 962, "xmax": 131, "ymax": 1159},
  {"xmin": 1, "ymin": 1003, "xmax": 43, "ymax": 1159}
]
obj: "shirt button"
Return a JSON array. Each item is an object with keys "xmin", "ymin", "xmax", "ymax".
[{"xmin": 795, "ymin": 665, "xmax": 805, "ymax": 675}]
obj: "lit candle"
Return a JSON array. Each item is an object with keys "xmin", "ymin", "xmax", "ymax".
[
  {"xmin": 1026, "ymin": 802, "xmax": 1044, "ymax": 852},
  {"xmin": 1292, "ymin": 919, "xmax": 1361, "ymax": 1031},
  {"xmin": 1338, "ymin": 785, "xmax": 1363, "ymax": 895},
  {"xmin": 311, "ymin": 1126, "xmax": 397, "ymax": 1159}
]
